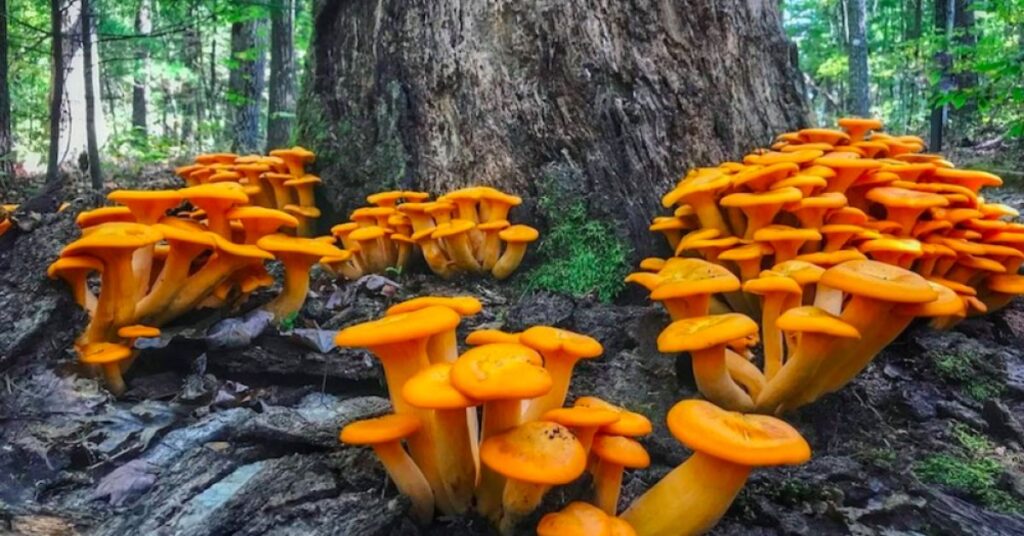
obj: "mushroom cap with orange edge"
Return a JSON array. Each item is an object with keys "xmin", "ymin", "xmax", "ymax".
[
  {"xmin": 673, "ymin": 205, "xmax": 696, "ymax": 218},
  {"xmin": 439, "ymin": 187, "xmax": 485, "ymax": 202},
  {"xmin": 335, "ymin": 305, "xmax": 462, "ymax": 348},
  {"xmin": 657, "ymin": 313, "xmax": 759, "ymax": 353},
  {"xmin": 662, "ymin": 171, "xmax": 731, "ymax": 207},
  {"xmin": 320, "ymin": 250, "xmax": 353, "ymax": 265},
  {"xmin": 928, "ymin": 276, "xmax": 976, "ymax": 296},
  {"xmin": 227, "ymin": 206, "xmax": 299, "ymax": 228},
  {"xmin": 648, "ymin": 258, "xmax": 740, "ymax": 300},
  {"xmin": 987, "ymin": 274, "xmax": 1024, "ymax": 294},
  {"xmin": 771, "ymin": 174, "xmax": 828, "ymax": 194},
  {"xmin": 591, "ymin": 434, "xmax": 651, "ymax": 469},
  {"xmin": 257, "ymin": 233, "xmax": 345, "ymax": 259},
  {"xmin": 813, "ymin": 155, "xmax": 883, "ymax": 171},
  {"xmin": 108, "ymin": 189, "xmax": 183, "ymax": 207},
  {"xmin": 799, "ymin": 128, "xmax": 851, "ymax": 145},
  {"xmin": 746, "ymin": 150, "xmax": 823, "ymax": 166},
  {"xmin": 76, "ymin": 206, "xmax": 135, "ymax": 228},
  {"xmin": 478, "ymin": 219, "xmax": 510, "ymax": 232},
  {"xmin": 780, "ymin": 142, "xmax": 834, "ymax": 153},
  {"xmin": 432, "ymin": 219, "xmax": 476, "ymax": 239},
  {"xmin": 819, "ymin": 259, "xmax": 937, "ymax": 303},
  {"xmin": 537, "ymin": 502, "xmax": 613, "ymax": 536},
  {"xmin": 450, "ymin": 343, "xmax": 550, "ymax": 401},
  {"xmin": 837, "ymin": 117, "xmax": 883, "ymax": 131},
  {"xmin": 498, "ymin": 224, "xmax": 539, "ymax": 243},
  {"xmin": 386, "ymin": 295, "xmax": 482, "ymax": 317},
  {"xmin": 931, "ymin": 168, "xmax": 1003, "ymax": 189},
  {"xmin": 423, "ymin": 201, "xmax": 456, "ymax": 217},
  {"xmin": 465, "ymin": 329, "xmax": 521, "ymax": 345},
  {"xmin": 912, "ymin": 219, "xmax": 953, "ymax": 238},
  {"xmin": 731, "ymin": 163, "xmax": 799, "ymax": 190},
  {"xmin": 210, "ymin": 234, "xmax": 275, "ymax": 260},
  {"xmin": 117, "ymin": 325, "xmax": 161, "ymax": 339},
  {"xmin": 233, "ymin": 162, "xmax": 271, "ymax": 173},
  {"xmin": 284, "ymin": 175, "xmax": 322, "ymax": 187},
  {"xmin": 721, "ymin": 186, "xmax": 803, "ymax": 208},
  {"xmin": 62, "ymin": 222, "xmax": 163, "ymax": 257},
  {"xmin": 776, "ymin": 306, "xmax": 860, "ymax": 338},
  {"xmin": 866, "ymin": 186, "xmax": 949, "ymax": 209},
  {"xmin": 479, "ymin": 188, "xmax": 523, "ymax": 206},
  {"xmin": 827, "ymin": 206, "xmax": 870, "ymax": 225},
  {"xmin": 331, "ymin": 221, "xmax": 361, "ymax": 236},
  {"xmin": 753, "ymin": 224, "xmax": 822, "ymax": 243},
  {"xmin": 573, "ymin": 397, "xmax": 653, "ymax": 437},
  {"xmin": 894, "ymin": 281, "xmax": 965, "ymax": 317},
  {"xmin": 859, "ymin": 237, "xmax": 923, "ymax": 257},
  {"xmin": 269, "ymin": 146, "xmax": 316, "ymax": 162},
  {"xmin": 78, "ymin": 342, "xmax": 133, "ymax": 366},
  {"xmin": 861, "ymin": 220, "xmax": 904, "ymax": 235},
  {"xmin": 404, "ymin": 190, "xmax": 431, "ymax": 201},
  {"xmin": 340, "ymin": 413, "xmax": 422, "ymax": 445},
  {"xmin": 208, "ymin": 171, "xmax": 242, "ymax": 183},
  {"xmin": 479, "ymin": 421, "xmax": 587, "ymax": 485},
  {"xmin": 348, "ymin": 225, "xmax": 388, "ymax": 241},
  {"xmin": 766, "ymin": 260, "xmax": 826, "ymax": 286},
  {"xmin": 179, "ymin": 183, "xmax": 249, "ymax": 205},
  {"xmin": 624, "ymin": 272, "xmax": 663, "ymax": 292},
  {"xmin": 979, "ymin": 203, "xmax": 1019, "ymax": 220},
  {"xmin": 649, "ymin": 218, "xmax": 687, "ymax": 232},
  {"xmin": 402, "ymin": 363, "xmax": 478, "ymax": 410},
  {"xmin": 639, "ymin": 257, "xmax": 666, "ymax": 272},
  {"xmin": 352, "ymin": 206, "xmax": 396, "ymax": 219},
  {"xmin": 366, "ymin": 191, "xmax": 405, "ymax": 206},
  {"xmin": 667, "ymin": 399, "xmax": 811, "ymax": 466},
  {"xmin": 195, "ymin": 152, "xmax": 239, "ymax": 165},
  {"xmin": 174, "ymin": 164, "xmax": 204, "ymax": 178},
  {"xmin": 852, "ymin": 140, "xmax": 891, "ymax": 158},
  {"xmin": 47, "ymin": 255, "xmax": 104, "ymax": 279},
  {"xmin": 742, "ymin": 273, "xmax": 802, "ymax": 296},
  {"xmin": 719, "ymin": 243, "xmax": 774, "ymax": 263},
  {"xmin": 542, "ymin": 406, "xmax": 621, "ymax": 429},
  {"xmin": 519, "ymin": 325, "xmax": 603, "ymax": 359},
  {"xmin": 957, "ymin": 254, "xmax": 1006, "ymax": 274},
  {"xmin": 790, "ymin": 191, "xmax": 848, "ymax": 210},
  {"xmin": 794, "ymin": 249, "xmax": 867, "ymax": 267}
]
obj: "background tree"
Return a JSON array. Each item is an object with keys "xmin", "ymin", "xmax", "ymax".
[
  {"xmin": 266, "ymin": 0, "xmax": 295, "ymax": 151},
  {"xmin": 0, "ymin": 0, "xmax": 13, "ymax": 187},
  {"xmin": 227, "ymin": 12, "xmax": 265, "ymax": 154},
  {"xmin": 82, "ymin": 0, "xmax": 101, "ymax": 188},
  {"xmin": 131, "ymin": 0, "xmax": 151, "ymax": 142},
  {"xmin": 847, "ymin": 0, "xmax": 871, "ymax": 116},
  {"xmin": 46, "ymin": 0, "xmax": 64, "ymax": 184}
]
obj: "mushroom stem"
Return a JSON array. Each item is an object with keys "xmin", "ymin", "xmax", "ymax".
[
  {"xmin": 263, "ymin": 255, "xmax": 315, "ymax": 322},
  {"xmin": 813, "ymin": 284, "xmax": 844, "ymax": 315},
  {"xmin": 690, "ymin": 193, "xmax": 730, "ymax": 235},
  {"xmin": 521, "ymin": 351, "xmax": 577, "ymax": 422},
  {"xmin": 691, "ymin": 345, "xmax": 755, "ymax": 412},
  {"xmin": 726, "ymin": 349, "xmax": 766, "ymax": 400},
  {"xmin": 621, "ymin": 451, "xmax": 750, "ymax": 536},
  {"xmin": 371, "ymin": 440, "xmax": 435, "ymax": 523},
  {"xmin": 100, "ymin": 362, "xmax": 127, "ymax": 396},
  {"xmin": 593, "ymin": 458, "xmax": 626, "ymax": 515},
  {"xmin": 499, "ymin": 481, "xmax": 552, "ymax": 536},
  {"xmin": 492, "ymin": 242, "xmax": 528, "ymax": 280},
  {"xmin": 755, "ymin": 331, "xmax": 837, "ymax": 414},
  {"xmin": 760, "ymin": 295, "xmax": 788, "ymax": 381},
  {"xmin": 146, "ymin": 257, "xmax": 241, "ymax": 326},
  {"xmin": 83, "ymin": 250, "xmax": 136, "ymax": 343},
  {"xmin": 481, "ymin": 231, "xmax": 503, "ymax": 271},
  {"xmin": 434, "ymin": 407, "xmax": 477, "ymax": 514},
  {"xmin": 447, "ymin": 233, "xmax": 482, "ymax": 272},
  {"xmin": 477, "ymin": 398, "xmax": 522, "ymax": 521},
  {"xmin": 426, "ymin": 329, "xmax": 459, "ymax": 364},
  {"xmin": 135, "ymin": 244, "xmax": 206, "ymax": 321}
]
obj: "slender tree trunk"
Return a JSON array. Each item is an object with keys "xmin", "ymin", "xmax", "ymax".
[
  {"xmin": 131, "ymin": 0, "xmax": 151, "ymax": 141},
  {"xmin": 228, "ymin": 18, "xmax": 266, "ymax": 154},
  {"xmin": 266, "ymin": 0, "xmax": 296, "ymax": 151},
  {"xmin": 847, "ymin": 0, "xmax": 870, "ymax": 116},
  {"xmin": 0, "ymin": 0, "xmax": 13, "ymax": 187},
  {"xmin": 180, "ymin": 24, "xmax": 200, "ymax": 146},
  {"xmin": 46, "ymin": 0, "xmax": 64, "ymax": 184},
  {"xmin": 929, "ymin": 0, "xmax": 955, "ymax": 151},
  {"xmin": 951, "ymin": 0, "xmax": 977, "ymax": 134},
  {"xmin": 82, "ymin": 0, "xmax": 101, "ymax": 190}
]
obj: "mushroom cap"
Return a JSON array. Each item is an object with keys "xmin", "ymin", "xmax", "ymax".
[
  {"xmin": 364, "ymin": 191, "xmax": 406, "ymax": 205},
  {"xmin": 465, "ymin": 329, "xmax": 521, "ymax": 345},
  {"xmin": 47, "ymin": 256, "xmax": 104, "ymax": 278},
  {"xmin": 179, "ymin": 183, "xmax": 249, "ymax": 205},
  {"xmin": 348, "ymin": 225, "xmax": 388, "ymax": 241},
  {"xmin": 423, "ymin": 201, "xmax": 456, "ymax": 216},
  {"xmin": 542, "ymin": 406, "xmax": 621, "ymax": 428},
  {"xmin": 432, "ymin": 219, "xmax": 476, "ymax": 239},
  {"xmin": 480, "ymin": 421, "xmax": 587, "ymax": 485},
  {"xmin": 794, "ymin": 249, "xmax": 867, "ymax": 266},
  {"xmin": 667, "ymin": 399, "xmax": 811, "ymax": 466},
  {"xmin": 195, "ymin": 152, "xmax": 239, "ymax": 165},
  {"xmin": 174, "ymin": 164, "xmax": 204, "ymax": 178},
  {"xmin": 638, "ymin": 257, "xmax": 667, "ymax": 272},
  {"xmin": 957, "ymin": 255, "xmax": 1006, "ymax": 273},
  {"xmin": 150, "ymin": 223, "xmax": 215, "ymax": 248},
  {"xmin": 662, "ymin": 171, "xmax": 731, "ymax": 207},
  {"xmin": 720, "ymin": 187, "xmax": 802, "ymax": 208},
  {"xmin": 283, "ymin": 204, "xmax": 322, "ymax": 219},
  {"xmin": 284, "ymin": 175, "xmax": 322, "ymax": 187},
  {"xmin": 209, "ymin": 171, "xmax": 242, "ymax": 183},
  {"xmin": 450, "ymin": 343, "xmax": 551, "ymax": 401},
  {"xmin": 648, "ymin": 258, "xmax": 740, "ymax": 300},
  {"xmin": 211, "ymin": 234, "xmax": 275, "ymax": 260},
  {"xmin": 753, "ymin": 225, "xmax": 822, "ymax": 243},
  {"xmin": 827, "ymin": 206, "xmax": 870, "ymax": 225},
  {"xmin": 118, "ymin": 325, "xmax": 161, "ymax": 339},
  {"xmin": 573, "ymin": 397, "xmax": 653, "ymax": 436},
  {"xmin": 76, "ymin": 206, "xmax": 135, "ymax": 228},
  {"xmin": 792, "ymin": 192, "xmax": 847, "ymax": 210},
  {"xmin": 819, "ymin": 260, "xmax": 937, "ymax": 303},
  {"xmin": 478, "ymin": 219, "xmax": 511, "ymax": 232},
  {"xmin": 351, "ymin": 206, "xmax": 396, "ymax": 220},
  {"xmin": 440, "ymin": 187, "xmax": 485, "ymax": 202},
  {"xmin": 987, "ymin": 274, "xmax": 1024, "ymax": 295},
  {"xmin": 931, "ymin": 168, "xmax": 1003, "ymax": 189},
  {"xmin": 866, "ymin": 187, "xmax": 949, "ymax": 209},
  {"xmin": 771, "ymin": 174, "xmax": 828, "ymax": 193},
  {"xmin": 78, "ymin": 342, "xmax": 132, "ymax": 365},
  {"xmin": 731, "ymin": 163, "xmax": 799, "ymax": 189},
  {"xmin": 386, "ymin": 295, "xmax": 483, "ymax": 317},
  {"xmin": 776, "ymin": 306, "xmax": 860, "ymax": 337},
  {"xmin": 979, "ymin": 203, "xmax": 1019, "ymax": 219},
  {"xmin": 657, "ymin": 314, "xmax": 759, "ymax": 353},
  {"xmin": 479, "ymin": 188, "xmax": 523, "ymax": 206},
  {"xmin": 108, "ymin": 189, "xmax": 183, "ymax": 205},
  {"xmin": 269, "ymin": 146, "xmax": 315, "ymax": 162},
  {"xmin": 800, "ymin": 128, "xmax": 851, "ymax": 144},
  {"xmin": 747, "ymin": 150, "xmax": 823, "ymax": 166},
  {"xmin": 767, "ymin": 260, "xmax": 826, "ymax": 285},
  {"xmin": 395, "ymin": 202, "xmax": 431, "ymax": 215},
  {"xmin": 928, "ymin": 276, "xmax": 976, "ymax": 296},
  {"xmin": 859, "ymin": 238, "xmax": 923, "ymax": 257},
  {"xmin": 838, "ymin": 117, "xmax": 883, "ymax": 130},
  {"xmin": 519, "ymin": 326, "xmax": 603, "ymax": 360},
  {"xmin": 813, "ymin": 156, "xmax": 883, "ymax": 171},
  {"xmin": 331, "ymin": 222, "xmax": 361, "ymax": 236},
  {"xmin": 62, "ymin": 223, "xmax": 163, "ymax": 257},
  {"xmin": 591, "ymin": 434, "xmax": 650, "ymax": 469},
  {"xmin": 537, "ymin": 502, "xmax": 615, "ymax": 536},
  {"xmin": 339, "ymin": 413, "xmax": 421, "ymax": 445},
  {"xmin": 498, "ymin": 224, "xmax": 539, "ymax": 243},
  {"xmin": 648, "ymin": 218, "xmax": 687, "ymax": 231},
  {"xmin": 718, "ymin": 243, "xmax": 773, "ymax": 263},
  {"xmin": 402, "ymin": 363, "xmax": 477, "ymax": 410},
  {"xmin": 257, "ymin": 233, "xmax": 345, "ymax": 258},
  {"xmin": 742, "ymin": 274, "xmax": 802, "ymax": 296},
  {"xmin": 227, "ymin": 206, "xmax": 299, "ymax": 228},
  {"xmin": 335, "ymin": 305, "xmax": 461, "ymax": 348},
  {"xmin": 894, "ymin": 281, "xmax": 966, "ymax": 317}
]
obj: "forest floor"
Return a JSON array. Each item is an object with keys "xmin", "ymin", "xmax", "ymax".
[{"xmin": 1, "ymin": 147, "xmax": 1024, "ymax": 535}]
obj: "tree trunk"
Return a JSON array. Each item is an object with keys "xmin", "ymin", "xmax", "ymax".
[
  {"xmin": 81, "ymin": 0, "xmax": 101, "ymax": 190},
  {"xmin": 951, "ymin": 0, "xmax": 977, "ymax": 136},
  {"xmin": 180, "ymin": 23, "xmax": 202, "ymax": 146},
  {"xmin": 929, "ymin": 0, "xmax": 955, "ymax": 151},
  {"xmin": 0, "ymin": 0, "xmax": 13, "ymax": 187},
  {"xmin": 297, "ymin": 0, "xmax": 808, "ymax": 255},
  {"xmin": 228, "ymin": 18, "xmax": 266, "ymax": 154},
  {"xmin": 266, "ymin": 0, "xmax": 296, "ymax": 151},
  {"xmin": 847, "ymin": 0, "xmax": 871, "ymax": 116},
  {"xmin": 131, "ymin": 0, "xmax": 151, "ymax": 141},
  {"xmin": 46, "ymin": 0, "xmax": 64, "ymax": 184}
]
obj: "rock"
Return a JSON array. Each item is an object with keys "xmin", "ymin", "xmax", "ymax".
[
  {"xmin": 237, "ymin": 394, "xmax": 390, "ymax": 448},
  {"xmin": 936, "ymin": 401, "xmax": 989, "ymax": 431},
  {"xmin": 206, "ymin": 335, "xmax": 380, "ymax": 385},
  {"xmin": 505, "ymin": 291, "xmax": 575, "ymax": 329},
  {"xmin": 981, "ymin": 399, "xmax": 1024, "ymax": 445}
]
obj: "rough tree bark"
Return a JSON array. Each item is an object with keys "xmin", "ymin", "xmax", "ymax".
[
  {"xmin": 267, "ymin": 0, "xmax": 296, "ymax": 151},
  {"xmin": 180, "ymin": 22, "xmax": 202, "ymax": 146},
  {"xmin": 930, "ymin": 0, "xmax": 955, "ymax": 151},
  {"xmin": 847, "ymin": 0, "xmax": 871, "ymax": 116},
  {"xmin": 0, "ymin": 0, "xmax": 13, "ymax": 187},
  {"xmin": 82, "ymin": 0, "xmax": 101, "ymax": 189},
  {"xmin": 951, "ymin": 0, "xmax": 978, "ymax": 135},
  {"xmin": 229, "ymin": 18, "xmax": 266, "ymax": 154},
  {"xmin": 297, "ymin": 0, "xmax": 808, "ymax": 255},
  {"xmin": 46, "ymin": 0, "xmax": 64, "ymax": 184},
  {"xmin": 131, "ymin": 0, "xmax": 151, "ymax": 140}
]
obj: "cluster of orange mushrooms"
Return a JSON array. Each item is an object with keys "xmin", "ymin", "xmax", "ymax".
[
  {"xmin": 330, "ymin": 187, "xmax": 538, "ymax": 280},
  {"xmin": 0, "ymin": 203, "xmax": 16, "ymax": 237},
  {"xmin": 336, "ymin": 296, "xmax": 811, "ymax": 536},
  {"xmin": 174, "ymin": 147, "xmax": 322, "ymax": 236},
  {"xmin": 48, "ymin": 180, "xmax": 349, "ymax": 395},
  {"xmin": 632, "ymin": 118, "xmax": 1023, "ymax": 415}
]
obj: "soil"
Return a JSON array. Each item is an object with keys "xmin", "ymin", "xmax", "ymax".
[{"xmin": 1, "ymin": 162, "xmax": 1023, "ymax": 534}]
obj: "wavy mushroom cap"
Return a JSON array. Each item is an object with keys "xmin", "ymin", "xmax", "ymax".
[
  {"xmin": 591, "ymin": 434, "xmax": 651, "ymax": 469},
  {"xmin": 799, "ymin": 128, "xmax": 851, "ymax": 145},
  {"xmin": 742, "ymin": 273, "xmax": 802, "ymax": 296},
  {"xmin": 335, "ymin": 305, "xmax": 461, "ymax": 348},
  {"xmin": 837, "ymin": 117, "xmax": 883, "ymax": 131},
  {"xmin": 478, "ymin": 219, "xmax": 510, "ymax": 232},
  {"xmin": 894, "ymin": 281, "xmax": 967, "ymax": 317},
  {"xmin": 776, "ymin": 306, "xmax": 860, "ymax": 337},
  {"xmin": 227, "ymin": 206, "xmax": 299, "ymax": 226},
  {"xmin": 820, "ymin": 260, "xmax": 937, "ymax": 303},
  {"xmin": 720, "ymin": 186, "xmax": 802, "ymax": 208},
  {"xmin": 402, "ymin": 363, "xmax": 477, "ymax": 410},
  {"xmin": 465, "ymin": 329, "xmax": 521, "ymax": 345},
  {"xmin": 432, "ymin": 219, "xmax": 476, "ymax": 239},
  {"xmin": 753, "ymin": 225, "xmax": 822, "ymax": 243},
  {"xmin": 719, "ymin": 243, "xmax": 773, "ymax": 263},
  {"xmin": 859, "ymin": 238, "xmax": 924, "ymax": 257},
  {"xmin": 47, "ymin": 255, "xmax": 104, "ymax": 278},
  {"xmin": 519, "ymin": 326, "xmax": 603, "ymax": 359},
  {"xmin": 794, "ymin": 249, "xmax": 867, "ymax": 266},
  {"xmin": 480, "ymin": 421, "xmax": 587, "ymax": 485},
  {"xmin": 386, "ymin": 295, "xmax": 483, "ymax": 317},
  {"xmin": 284, "ymin": 175, "xmax": 322, "ymax": 187},
  {"xmin": 256, "ymin": 233, "xmax": 345, "ymax": 259},
  {"xmin": 573, "ymin": 397, "xmax": 653, "ymax": 437},
  {"xmin": 340, "ymin": 413, "xmax": 421, "ymax": 445},
  {"xmin": 269, "ymin": 146, "xmax": 315, "ymax": 162},
  {"xmin": 667, "ymin": 399, "xmax": 811, "ymax": 466},
  {"xmin": 450, "ymin": 343, "xmax": 550, "ymax": 401},
  {"xmin": 78, "ymin": 342, "xmax": 133, "ymax": 366},
  {"xmin": 657, "ymin": 313, "xmax": 759, "ymax": 353},
  {"xmin": 348, "ymin": 225, "xmax": 388, "ymax": 241},
  {"xmin": 648, "ymin": 258, "xmax": 740, "ymax": 300},
  {"xmin": 537, "ymin": 502, "xmax": 618, "ymax": 536},
  {"xmin": 76, "ymin": 206, "xmax": 136, "ymax": 228},
  {"xmin": 117, "ymin": 325, "xmax": 161, "ymax": 339},
  {"xmin": 62, "ymin": 223, "xmax": 163, "ymax": 257},
  {"xmin": 542, "ymin": 406, "xmax": 621, "ymax": 429},
  {"xmin": 765, "ymin": 260, "xmax": 826, "ymax": 286},
  {"xmin": 867, "ymin": 186, "xmax": 949, "ymax": 209},
  {"xmin": 662, "ymin": 170, "xmax": 731, "ymax": 207},
  {"xmin": 498, "ymin": 224, "xmax": 539, "ymax": 243}
]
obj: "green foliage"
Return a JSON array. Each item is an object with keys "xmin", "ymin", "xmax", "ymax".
[
  {"xmin": 915, "ymin": 424, "xmax": 1022, "ymax": 513},
  {"xmin": 930, "ymin": 351, "xmax": 1005, "ymax": 401},
  {"xmin": 278, "ymin": 311, "xmax": 299, "ymax": 331},
  {"xmin": 521, "ymin": 180, "xmax": 631, "ymax": 303}
]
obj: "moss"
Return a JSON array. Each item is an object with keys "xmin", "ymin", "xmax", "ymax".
[
  {"xmin": 519, "ymin": 178, "xmax": 631, "ymax": 302},
  {"xmin": 931, "ymin": 351, "xmax": 1005, "ymax": 401},
  {"xmin": 914, "ymin": 424, "xmax": 1023, "ymax": 514}
]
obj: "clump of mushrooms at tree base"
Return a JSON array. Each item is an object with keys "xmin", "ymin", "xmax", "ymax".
[
  {"xmin": 634, "ymin": 118, "xmax": 1023, "ymax": 415},
  {"xmin": 336, "ymin": 296, "xmax": 810, "ymax": 536},
  {"xmin": 48, "ymin": 148, "xmax": 537, "ymax": 395}
]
